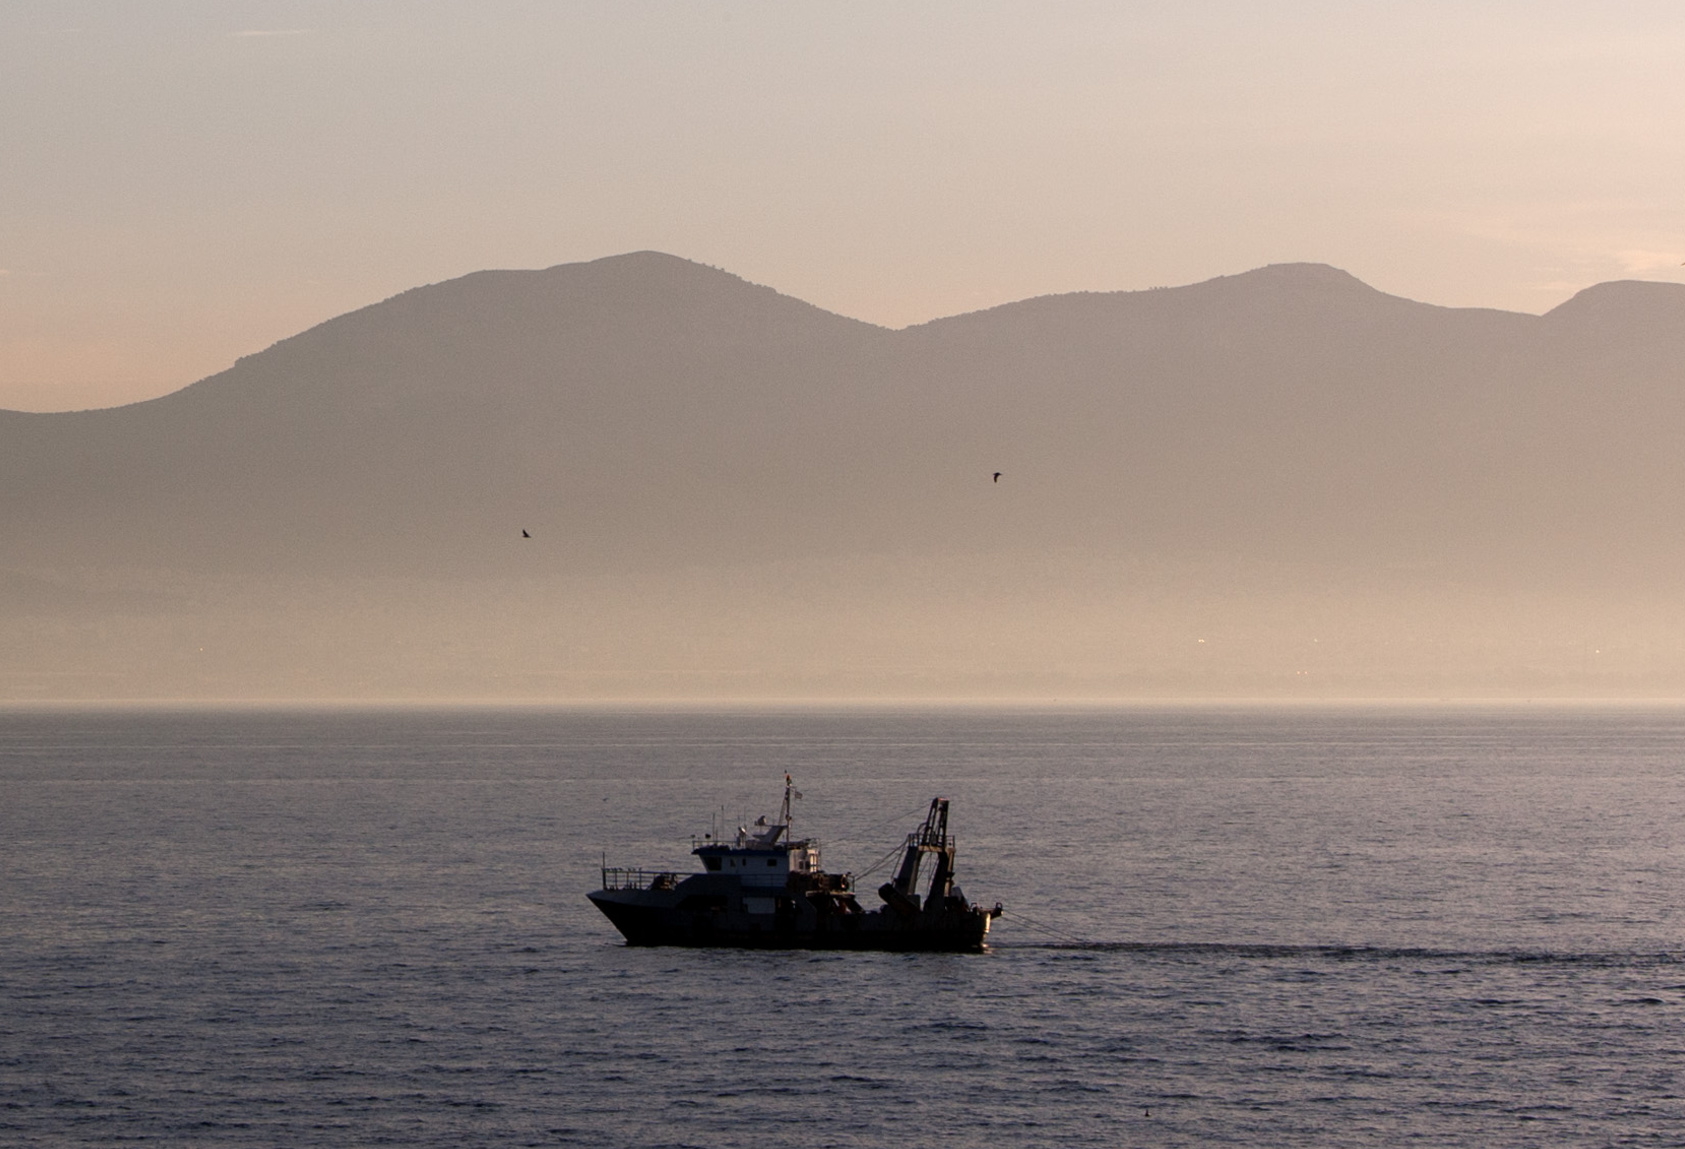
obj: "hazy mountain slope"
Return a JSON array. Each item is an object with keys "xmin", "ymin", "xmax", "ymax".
[
  {"xmin": 899, "ymin": 264, "xmax": 1685, "ymax": 579},
  {"xmin": 1, "ymin": 252, "xmax": 898, "ymax": 574},
  {"xmin": 6, "ymin": 253, "xmax": 1685, "ymax": 700},
  {"xmin": 9, "ymin": 254, "xmax": 1685, "ymax": 580}
]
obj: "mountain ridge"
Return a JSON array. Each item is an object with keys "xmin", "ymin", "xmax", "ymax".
[
  {"xmin": 6, "ymin": 251, "xmax": 1684, "ymax": 576},
  {"xmin": 6, "ymin": 252, "xmax": 1685, "ymax": 699},
  {"xmin": 18, "ymin": 254, "xmax": 1677, "ymax": 419}
]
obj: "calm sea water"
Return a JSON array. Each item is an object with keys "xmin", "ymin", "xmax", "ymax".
[{"xmin": 5, "ymin": 705, "xmax": 1685, "ymax": 1146}]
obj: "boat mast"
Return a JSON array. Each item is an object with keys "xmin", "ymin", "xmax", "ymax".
[{"xmin": 781, "ymin": 773, "xmax": 798, "ymax": 838}]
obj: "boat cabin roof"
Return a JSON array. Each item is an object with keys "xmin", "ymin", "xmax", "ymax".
[
  {"xmin": 692, "ymin": 817, "xmax": 813, "ymax": 852},
  {"xmin": 693, "ymin": 839, "xmax": 811, "ymax": 858}
]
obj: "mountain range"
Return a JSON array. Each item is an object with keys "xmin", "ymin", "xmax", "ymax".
[{"xmin": 5, "ymin": 252, "xmax": 1685, "ymax": 700}]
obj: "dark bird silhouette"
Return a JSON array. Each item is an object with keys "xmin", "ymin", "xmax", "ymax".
[
  {"xmin": 521, "ymin": 529, "xmax": 531, "ymax": 538},
  {"xmin": 992, "ymin": 472, "xmax": 1001, "ymax": 483}
]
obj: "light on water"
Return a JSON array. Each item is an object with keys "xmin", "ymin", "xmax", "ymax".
[{"xmin": 4, "ymin": 706, "xmax": 1685, "ymax": 1146}]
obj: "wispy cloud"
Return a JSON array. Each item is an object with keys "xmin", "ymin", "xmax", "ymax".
[
  {"xmin": 1612, "ymin": 249, "xmax": 1684, "ymax": 275},
  {"xmin": 1419, "ymin": 203, "xmax": 1685, "ymax": 276}
]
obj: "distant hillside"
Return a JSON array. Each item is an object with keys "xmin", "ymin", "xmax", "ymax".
[
  {"xmin": 0, "ymin": 253, "xmax": 897, "ymax": 575},
  {"xmin": 5, "ymin": 253, "xmax": 1685, "ymax": 700}
]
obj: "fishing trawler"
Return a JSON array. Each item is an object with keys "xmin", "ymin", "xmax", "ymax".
[{"xmin": 588, "ymin": 777, "xmax": 1002, "ymax": 951}]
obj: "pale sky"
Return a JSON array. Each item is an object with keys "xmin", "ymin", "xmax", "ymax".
[{"xmin": 4, "ymin": 0, "xmax": 1684, "ymax": 412}]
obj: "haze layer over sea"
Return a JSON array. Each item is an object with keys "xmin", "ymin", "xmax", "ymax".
[{"xmin": 5, "ymin": 705, "xmax": 1685, "ymax": 1146}]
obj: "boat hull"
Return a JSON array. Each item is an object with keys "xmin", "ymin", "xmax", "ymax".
[{"xmin": 588, "ymin": 887, "xmax": 993, "ymax": 952}]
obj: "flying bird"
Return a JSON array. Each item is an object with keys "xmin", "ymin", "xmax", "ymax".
[
  {"xmin": 521, "ymin": 529, "xmax": 531, "ymax": 538},
  {"xmin": 992, "ymin": 472, "xmax": 1001, "ymax": 483}
]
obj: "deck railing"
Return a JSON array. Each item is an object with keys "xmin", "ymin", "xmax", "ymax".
[{"xmin": 599, "ymin": 867, "xmax": 678, "ymax": 892}]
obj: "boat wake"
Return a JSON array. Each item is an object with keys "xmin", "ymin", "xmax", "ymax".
[{"xmin": 993, "ymin": 939, "xmax": 1685, "ymax": 967}]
